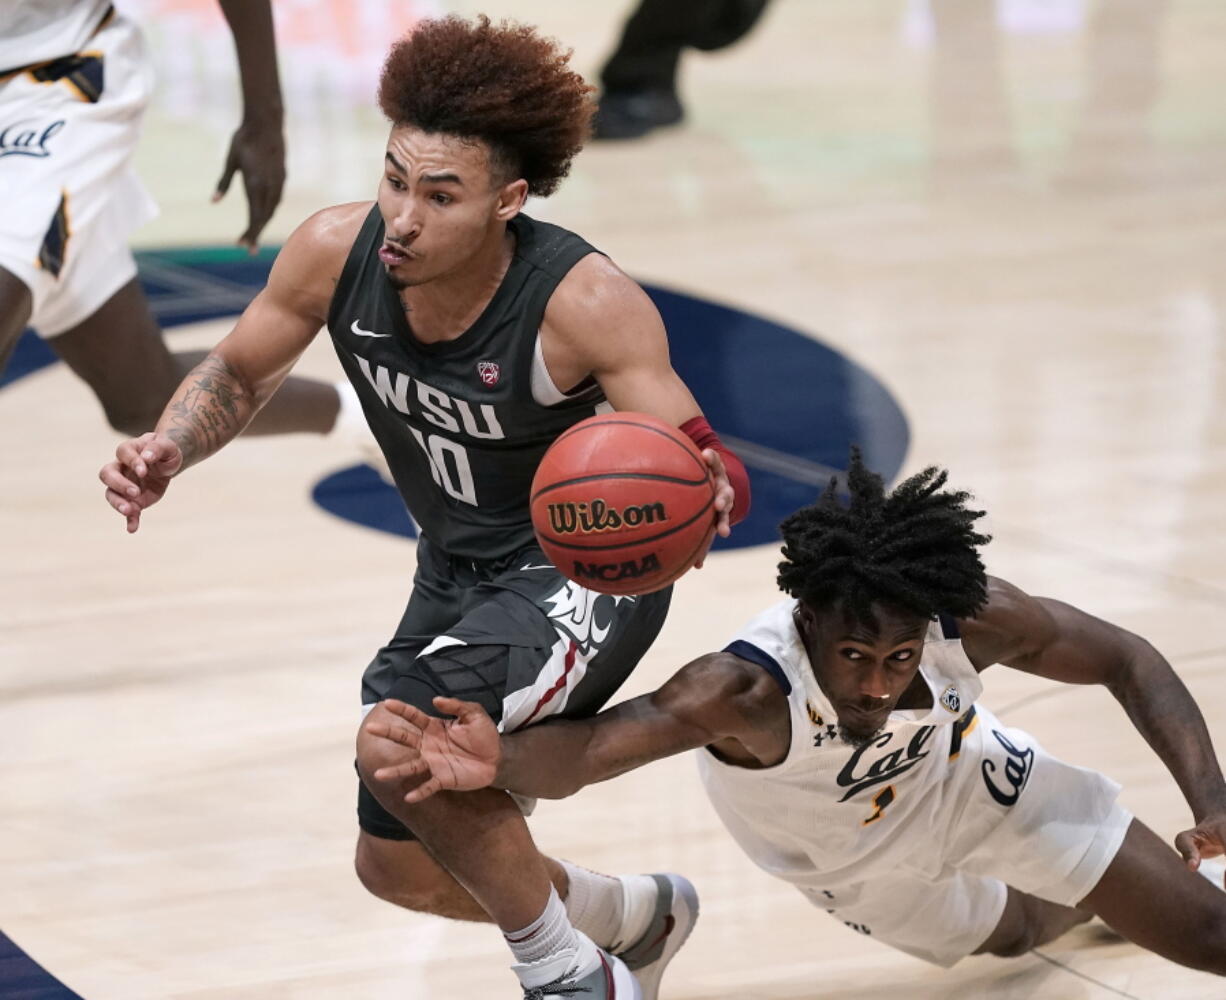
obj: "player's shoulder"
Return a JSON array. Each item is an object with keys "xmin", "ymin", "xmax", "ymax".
[
  {"xmin": 670, "ymin": 650, "xmax": 789, "ymax": 719},
  {"xmin": 554, "ymin": 251, "xmax": 648, "ymax": 306},
  {"xmin": 544, "ymin": 250, "xmax": 661, "ymax": 339},
  {"xmin": 266, "ymin": 202, "xmax": 372, "ymax": 301},
  {"xmin": 958, "ymin": 575, "xmax": 1055, "ymax": 670},
  {"xmin": 284, "ymin": 201, "xmax": 372, "ymax": 260},
  {"xmin": 963, "ymin": 575, "xmax": 1045, "ymax": 631}
]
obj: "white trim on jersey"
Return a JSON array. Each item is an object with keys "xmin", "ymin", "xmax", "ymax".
[{"xmin": 498, "ymin": 632, "xmax": 596, "ymax": 734}]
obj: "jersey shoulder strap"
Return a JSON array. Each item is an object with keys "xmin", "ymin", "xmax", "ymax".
[{"xmin": 326, "ymin": 203, "xmax": 384, "ymax": 332}]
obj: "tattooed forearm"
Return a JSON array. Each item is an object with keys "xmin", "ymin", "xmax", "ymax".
[{"xmin": 160, "ymin": 354, "xmax": 257, "ymax": 466}]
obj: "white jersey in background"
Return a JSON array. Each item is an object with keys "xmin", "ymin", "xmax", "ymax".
[
  {"xmin": 0, "ymin": 5, "xmax": 156, "ymax": 336},
  {"xmin": 697, "ymin": 599, "xmax": 1132, "ymax": 966},
  {"xmin": 1, "ymin": 1, "xmax": 114, "ymax": 69}
]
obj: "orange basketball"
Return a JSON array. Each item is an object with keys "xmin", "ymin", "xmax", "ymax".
[{"xmin": 530, "ymin": 412, "xmax": 717, "ymax": 595}]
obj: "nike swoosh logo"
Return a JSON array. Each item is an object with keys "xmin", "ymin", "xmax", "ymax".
[
  {"xmin": 519, "ymin": 563, "xmax": 555, "ymax": 572},
  {"xmin": 351, "ymin": 319, "xmax": 392, "ymax": 339}
]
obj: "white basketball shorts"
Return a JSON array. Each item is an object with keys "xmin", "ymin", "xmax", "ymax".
[
  {"xmin": 797, "ymin": 709, "xmax": 1133, "ymax": 968},
  {"xmin": 0, "ymin": 12, "xmax": 157, "ymax": 337}
]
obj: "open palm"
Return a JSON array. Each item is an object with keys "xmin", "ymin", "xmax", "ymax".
[{"xmin": 364, "ymin": 697, "xmax": 501, "ymax": 804}]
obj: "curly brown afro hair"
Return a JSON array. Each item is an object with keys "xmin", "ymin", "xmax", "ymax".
[{"xmin": 378, "ymin": 15, "xmax": 594, "ymax": 198}]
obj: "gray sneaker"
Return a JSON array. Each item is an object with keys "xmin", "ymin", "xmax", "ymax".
[
  {"xmin": 517, "ymin": 933, "xmax": 642, "ymax": 999},
  {"xmin": 615, "ymin": 874, "xmax": 700, "ymax": 1000}
]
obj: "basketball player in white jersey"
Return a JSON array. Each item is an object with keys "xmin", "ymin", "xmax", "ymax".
[
  {"xmin": 0, "ymin": 1, "xmax": 346, "ymax": 435},
  {"xmin": 365, "ymin": 451, "xmax": 1226, "ymax": 977}
]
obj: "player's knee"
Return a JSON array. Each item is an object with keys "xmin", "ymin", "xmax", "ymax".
[
  {"xmin": 99, "ymin": 395, "xmax": 164, "ymax": 437},
  {"xmin": 1186, "ymin": 905, "xmax": 1226, "ymax": 974},
  {"xmin": 104, "ymin": 410, "xmax": 153, "ymax": 437},
  {"xmin": 355, "ymin": 705, "xmax": 404, "ymax": 789},
  {"xmin": 353, "ymin": 836, "xmax": 450, "ymax": 913},
  {"xmin": 93, "ymin": 382, "xmax": 165, "ymax": 434},
  {"xmin": 981, "ymin": 895, "xmax": 1044, "ymax": 958},
  {"xmin": 984, "ymin": 923, "xmax": 1039, "ymax": 959},
  {"xmin": 0, "ymin": 268, "xmax": 33, "ymax": 346}
]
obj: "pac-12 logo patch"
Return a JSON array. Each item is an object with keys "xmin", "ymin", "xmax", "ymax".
[
  {"xmin": 940, "ymin": 685, "xmax": 961, "ymax": 713},
  {"xmin": 477, "ymin": 360, "xmax": 500, "ymax": 387}
]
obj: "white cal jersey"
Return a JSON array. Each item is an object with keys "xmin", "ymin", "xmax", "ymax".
[
  {"xmin": 1, "ymin": 1, "xmax": 114, "ymax": 68},
  {"xmin": 697, "ymin": 599, "xmax": 1124, "ymax": 898}
]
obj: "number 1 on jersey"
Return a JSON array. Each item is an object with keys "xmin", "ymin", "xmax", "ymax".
[{"xmin": 862, "ymin": 785, "xmax": 896, "ymax": 826}]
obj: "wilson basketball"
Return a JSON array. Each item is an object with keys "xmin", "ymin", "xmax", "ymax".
[{"xmin": 530, "ymin": 412, "xmax": 718, "ymax": 595}]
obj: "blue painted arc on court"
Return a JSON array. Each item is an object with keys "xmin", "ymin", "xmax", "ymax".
[{"xmin": 1, "ymin": 244, "xmax": 906, "ymax": 997}]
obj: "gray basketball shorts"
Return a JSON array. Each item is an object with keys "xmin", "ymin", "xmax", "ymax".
[{"xmin": 357, "ymin": 535, "xmax": 672, "ymax": 841}]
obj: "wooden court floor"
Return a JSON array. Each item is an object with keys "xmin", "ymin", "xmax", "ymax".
[{"xmin": 4, "ymin": 1, "xmax": 1226, "ymax": 997}]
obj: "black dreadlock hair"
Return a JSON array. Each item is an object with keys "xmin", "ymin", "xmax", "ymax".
[{"xmin": 777, "ymin": 449, "xmax": 991, "ymax": 627}]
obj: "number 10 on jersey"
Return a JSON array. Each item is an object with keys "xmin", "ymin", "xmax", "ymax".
[{"xmin": 409, "ymin": 428, "xmax": 477, "ymax": 506}]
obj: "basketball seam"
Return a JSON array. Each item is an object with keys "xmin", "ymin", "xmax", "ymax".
[
  {"xmin": 659, "ymin": 519, "xmax": 719, "ymax": 590},
  {"xmin": 548, "ymin": 418, "xmax": 707, "ymax": 475},
  {"xmin": 530, "ymin": 470, "xmax": 711, "ymax": 503}
]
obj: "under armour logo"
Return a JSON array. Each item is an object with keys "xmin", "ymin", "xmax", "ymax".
[{"xmin": 812, "ymin": 724, "xmax": 838, "ymax": 747}]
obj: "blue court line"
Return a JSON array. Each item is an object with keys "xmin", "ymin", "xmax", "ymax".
[{"xmin": 0, "ymin": 931, "xmax": 83, "ymax": 999}]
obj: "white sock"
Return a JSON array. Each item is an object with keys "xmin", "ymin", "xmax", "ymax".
[
  {"xmin": 617, "ymin": 873, "xmax": 660, "ymax": 949},
  {"xmin": 505, "ymin": 885, "xmax": 581, "ymax": 967},
  {"xmin": 562, "ymin": 860, "xmax": 658, "ymax": 951}
]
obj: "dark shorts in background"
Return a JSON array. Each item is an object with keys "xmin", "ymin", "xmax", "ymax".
[{"xmin": 358, "ymin": 536, "xmax": 672, "ymax": 840}]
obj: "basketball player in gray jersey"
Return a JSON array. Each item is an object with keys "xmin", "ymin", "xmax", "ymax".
[
  {"xmin": 369, "ymin": 452, "xmax": 1226, "ymax": 981},
  {"xmin": 99, "ymin": 16, "xmax": 749, "ymax": 1000}
]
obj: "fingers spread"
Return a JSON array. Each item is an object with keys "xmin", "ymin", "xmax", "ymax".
[
  {"xmin": 433, "ymin": 696, "xmax": 478, "ymax": 720},
  {"xmin": 373, "ymin": 758, "xmax": 428, "ymax": 782},
  {"xmin": 364, "ymin": 720, "xmax": 423, "ymax": 749},
  {"xmin": 383, "ymin": 698, "xmax": 433, "ymax": 729},
  {"xmin": 405, "ymin": 777, "xmax": 443, "ymax": 805}
]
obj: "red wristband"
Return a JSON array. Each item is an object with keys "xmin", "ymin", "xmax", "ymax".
[{"xmin": 679, "ymin": 415, "xmax": 751, "ymax": 526}]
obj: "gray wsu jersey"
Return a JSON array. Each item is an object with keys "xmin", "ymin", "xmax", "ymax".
[{"xmin": 326, "ymin": 207, "xmax": 606, "ymax": 558}]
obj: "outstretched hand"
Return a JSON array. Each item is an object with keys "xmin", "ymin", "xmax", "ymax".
[
  {"xmin": 98, "ymin": 432, "xmax": 183, "ymax": 533},
  {"xmin": 1175, "ymin": 813, "xmax": 1226, "ymax": 885},
  {"xmin": 213, "ymin": 117, "xmax": 285, "ymax": 252},
  {"xmin": 364, "ymin": 697, "xmax": 502, "ymax": 804}
]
